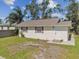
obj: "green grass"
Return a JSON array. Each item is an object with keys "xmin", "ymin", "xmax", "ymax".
[
  {"xmin": 54, "ymin": 35, "xmax": 79, "ymax": 59},
  {"xmin": 0, "ymin": 35, "xmax": 79, "ymax": 59},
  {"xmin": 0, "ymin": 36, "xmax": 39, "ymax": 59},
  {"xmin": 62, "ymin": 35, "xmax": 79, "ymax": 59}
]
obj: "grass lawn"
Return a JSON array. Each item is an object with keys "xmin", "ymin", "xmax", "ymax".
[
  {"xmin": 62, "ymin": 35, "xmax": 79, "ymax": 59},
  {"xmin": 0, "ymin": 36, "xmax": 40, "ymax": 59},
  {"xmin": 0, "ymin": 35, "xmax": 78, "ymax": 59}
]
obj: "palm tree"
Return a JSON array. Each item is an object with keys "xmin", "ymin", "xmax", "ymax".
[
  {"xmin": 13, "ymin": 7, "xmax": 24, "ymax": 23},
  {"xmin": 0, "ymin": 19, "xmax": 2, "ymax": 24},
  {"xmin": 6, "ymin": 6, "xmax": 24, "ymax": 24},
  {"xmin": 65, "ymin": 0, "xmax": 79, "ymax": 34},
  {"xmin": 25, "ymin": 0, "xmax": 62, "ymax": 20},
  {"xmin": 40, "ymin": 0, "xmax": 50, "ymax": 19},
  {"xmin": 25, "ymin": 0, "xmax": 39, "ymax": 20}
]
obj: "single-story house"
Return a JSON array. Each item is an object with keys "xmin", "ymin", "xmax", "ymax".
[
  {"xmin": 17, "ymin": 18, "xmax": 75, "ymax": 45},
  {"xmin": 0, "ymin": 24, "xmax": 16, "ymax": 37}
]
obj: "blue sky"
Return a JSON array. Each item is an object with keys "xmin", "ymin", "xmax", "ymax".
[
  {"xmin": 0, "ymin": 0, "xmax": 78, "ymax": 20},
  {"xmin": 0, "ymin": 0, "xmax": 31, "ymax": 19}
]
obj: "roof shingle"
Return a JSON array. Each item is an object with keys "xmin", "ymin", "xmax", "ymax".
[{"xmin": 16, "ymin": 18, "xmax": 71, "ymax": 27}]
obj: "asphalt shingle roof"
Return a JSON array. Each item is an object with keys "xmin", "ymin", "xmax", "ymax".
[{"xmin": 16, "ymin": 18, "xmax": 71, "ymax": 27}]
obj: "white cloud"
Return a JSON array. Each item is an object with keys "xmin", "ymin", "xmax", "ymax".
[
  {"xmin": 48, "ymin": 0, "xmax": 57, "ymax": 9},
  {"xmin": 0, "ymin": 16, "xmax": 5, "ymax": 23},
  {"xmin": 4, "ymin": 0, "xmax": 15, "ymax": 5},
  {"xmin": 37, "ymin": 0, "xmax": 43, "ymax": 4},
  {"xmin": 37, "ymin": 0, "xmax": 57, "ymax": 8},
  {"xmin": 0, "ymin": 16, "xmax": 5, "ymax": 20},
  {"xmin": 10, "ymin": 6, "xmax": 14, "ymax": 9},
  {"xmin": 76, "ymin": 0, "xmax": 79, "ymax": 2},
  {"xmin": 51, "ymin": 13, "xmax": 66, "ymax": 19},
  {"xmin": 22, "ymin": 7, "xmax": 26, "ymax": 10}
]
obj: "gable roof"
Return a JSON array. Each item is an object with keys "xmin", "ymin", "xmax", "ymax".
[{"xmin": 16, "ymin": 18, "xmax": 71, "ymax": 27}]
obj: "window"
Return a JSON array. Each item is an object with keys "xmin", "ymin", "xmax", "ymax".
[
  {"xmin": 35, "ymin": 27, "xmax": 44, "ymax": 33},
  {"xmin": 21, "ymin": 27, "xmax": 28, "ymax": 31}
]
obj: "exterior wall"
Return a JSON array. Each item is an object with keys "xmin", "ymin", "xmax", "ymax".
[
  {"xmin": 0, "ymin": 26, "xmax": 15, "ymax": 30},
  {"xmin": 0, "ymin": 27, "xmax": 2, "ymax": 30},
  {"xmin": 0, "ymin": 26, "xmax": 16, "ymax": 37},
  {"xmin": 19, "ymin": 26, "xmax": 69, "ymax": 41},
  {"xmin": 9, "ymin": 27, "xmax": 16, "ymax": 30},
  {"xmin": 0, "ymin": 30, "xmax": 16, "ymax": 37},
  {"xmin": 53, "ymin": 26, "xmax": 68, "ymax": 41},
  {"xmin": 3, "ymin": 27, "xmax": 8, "ymax": 30},
  {"xmin": 19, "ymin": 28, "xmax": 22, "ymax": 37}
]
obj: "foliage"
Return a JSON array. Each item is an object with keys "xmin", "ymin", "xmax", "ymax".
[
  {"xmin": 5, "ymin": 0, "xmax": 63, "ymax": 23},
  {"xmin": 24, "ymin": 0, "xmax": 62, "ymax": 20},
  {"xmin": 66, "ymin": 0, "xmax": 79, "ymax": 34},
  {"xmin": 25, "ymin": 0, "xmax": 39, "ymax": 20},
  {"xmin": 6, "ymin": 7, "xmax": 24, "ymax": 24},
  {"xmin": 0, "ymin": 19, "xmax": 2, "ymax": 24}
]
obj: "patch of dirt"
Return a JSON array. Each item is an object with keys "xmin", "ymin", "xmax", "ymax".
[
  {"xmin": 0, "ymin": 56, "xmax": 5, "ymax": 59},
  {"xmin": 34, "ymin": 46, "xmax": 68, "ymax": 59},
  {"xmin": 7, "ymin": 42, "xmax": 41, "ymax": 55},
  {"xmin": 7, "ymin": 42, "xmax": 68, "ymax": 59},
  {"xmin": 45, "ymin": 46, "xmax": 68, "ymax": 59}
]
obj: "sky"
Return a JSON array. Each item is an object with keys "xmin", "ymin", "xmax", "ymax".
[{"xmin": 0, "ymin": 0, "xmax": 79, "ymax": 20}]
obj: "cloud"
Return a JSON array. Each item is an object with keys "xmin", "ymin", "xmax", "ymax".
[
  {"xmin": 37, "ymin": 0, "xmax": 57, "ymax": 8},
  {"xmin": 22, "ymin": 7, "xmax": 26, "ymax": 10},
  {"xmin": 37, "ymin": 0, "xmax": 43, "ymax": 4},
  {"xmin": 76, "ymin": 0, "xmax": 79, "ymax": 2},
  {"xmin": 0, "ymin": 16, "xmax": 5, "ymax": 20},
  {"xmin": 75, "ymin": 0, "xmax": 79, "ymax": 2},
  {"xmin": 51, "ymin": 13, "xmax": 66, "ymax": 19},
  {"xmin": 4, "ymin": 0, "xmax": 15, "ymax": 5},
  {"xmin": 10, "ymin": 6, "xmax": 15, "ymax": 9},
  {"xmin": 47, "ymin": 0, "xmax": 57, "ymax": 9}
]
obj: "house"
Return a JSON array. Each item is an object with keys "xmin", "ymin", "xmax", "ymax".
[
  {"xmin": 17, "ymin": 18, "xmax": 75, "ymax": 45},
  {"xmin": 0, "ymin": 24, "xmax": 16, "ymax": 37}
]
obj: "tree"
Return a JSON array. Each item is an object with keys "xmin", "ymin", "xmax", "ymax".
[
  {"xmin": 13, "ymin": 7, "xmax": 24, "ymax": 23},
  {"xmin": 0, "ymin": 19, "xmax": 2, "ymax": 24},
  {"xmin": 40, "ymin": 0, "xmax": 50, "ymax": 19},
  {"xmin": 25, "ymin": 0, "xmax": 61, "ymax": 20},
  {"xmin": 66, "ymin": 0, "xmax": 79, "ymax": 34},
  {"xmin": 6, "ymin": 6, "xmax": 24, "ymax": 24},
  {"xmin": 25, "ymin": 0, "xmax": 39, "ymax": 20}
]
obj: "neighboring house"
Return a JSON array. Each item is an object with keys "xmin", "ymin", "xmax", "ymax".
[
  {"xmin": 17, "ymin": 18, "xmax": 75, "ymax": 45},
  {"xmin": 0, "ymin": 24, "xmax": 16, "ymax": 37}
]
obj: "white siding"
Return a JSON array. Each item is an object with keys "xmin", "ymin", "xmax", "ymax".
[
  {"xmin": 3, "ymin": 27, "xmax": 8, "ymax": 30},
  {"xmin": 9, "ymin": 27, "xmax": 15, "ymax": 30},
  {"xmin": 19, "ymin": 26, "xmax": 68, "ymax": 41},
  {"xmin": 54, "ymin": 26, "xmax": 68, "ymax": 41},
  {"xmin": 0, "ymin": 26, "xmax": 16, "ymax": 30},
  {"xmin": 0, "ymin": 27, "xmax": 2, "ymax": 30}
]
